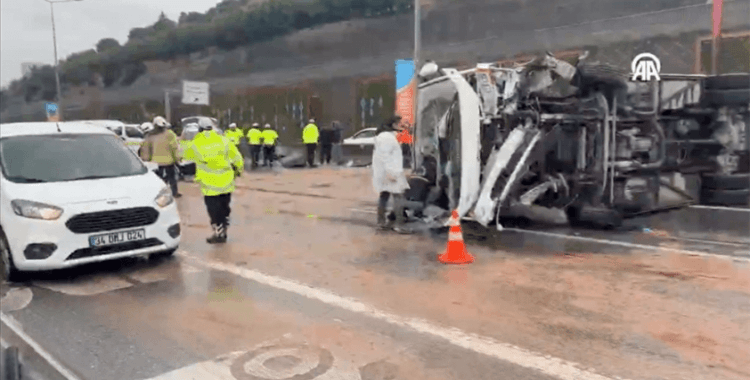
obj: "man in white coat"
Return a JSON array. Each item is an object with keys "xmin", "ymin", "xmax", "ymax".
[{"xmin": 372, "ymin": 116, "xmax": 412, "ymax": 233}]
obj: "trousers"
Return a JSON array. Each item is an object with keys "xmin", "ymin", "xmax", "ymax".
[
  {"xmin": 263, "ymin": 145, "xmax": 276, "ymax": 166},
  {"xmin": 250, "ymin": 145, "xmax": 261, "ymax": 167},
  {"xmin": 320, "ymin": 143, "xmax": 333, "ymax": 164},
  {"xmin": 377, "ymin": 191, "xmax": 405, "ymax": 226},
  {"xmin": 306, "ymin": 143, "xmax": 317, "ymax": 167},
  {"xmin": 204, "ymin": 193, "xmax": 232, "ymax": 227},
  {"xmin": 156, "ymin": 164, "xmax": 179, "ymax": 196}
]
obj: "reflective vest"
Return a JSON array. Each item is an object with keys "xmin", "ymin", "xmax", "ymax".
[
  {"xmin": 262, "ymin": 129, "xmax": 279, "ymax": 146},
  {"xmin": 225, "ymin": 128, "xmax": 243, "ymax": 145},
  {"xmin": 247, "ymin": 128, "xmax": 262, "ymax": 145},
  {"xmin": 140, "ymin": 129, "xmax": 179, "ymax": 165},
  {"xmin": 303, "ymin": 123, "xmax": 319, "ymax": 144},
  {"xmin": 396, "ymin": 129, "xmax": 413, "ymax": 145},
  {"xmin": 184, "ymin": 131, "xmax": 244, "ymax": 196}
]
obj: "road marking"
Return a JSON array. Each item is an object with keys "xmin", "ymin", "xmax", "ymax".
[
  {"xmin": 657, "ymin": 235, "xmax": 749, "ymax": 248},
  {"xmin": 349, "ymin": 208, "xmax": 377, "ymax": 214},
  {"xmin": 349, "ymin": 207, "xmax": 748, "ymax": 262},
  {"xmin": 689, "ymin": 205, "xmax": 750, "ymax": 212},
  {"xmin": 178, "ymin": 251, "xmax": 622, "ymax": 380},
  {"xmin": 0, "ymin": 313, "xmax": 82, "ymax": 380},
  {"xmin": 33, "ymin": 276, "xmax": 133, "ymax": 297},
  {"xmin": 32, "ymin": 263, "xmax": 205, "ymax": 296},
  {"xmin": 0, "ymin": 287, "xmax": 33, "ymax": 312},
  {"xmin": 146, "ymin": 336, "xmax": 358, "ymax": 380},
  {"xmin": 503, "ymin": 228, "xmax": 750, "ymax": 263}
]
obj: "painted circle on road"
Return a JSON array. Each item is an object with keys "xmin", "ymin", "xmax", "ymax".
[
  {"xmin": 230, "ymin": 344, "xmax": 333, "ymax": 380},
  {"xmin": 0, "ymin": 287, "xmax": 33, "ymax": 312}
]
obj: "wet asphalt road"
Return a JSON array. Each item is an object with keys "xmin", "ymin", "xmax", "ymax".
[{"xmin": 1, "ymin": 169, "xmax": 749, "ymax": 380}]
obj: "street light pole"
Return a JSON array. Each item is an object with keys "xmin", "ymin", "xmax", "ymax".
[
  {"xmin": 48, "ymin": 0, "xmax": 63, "ymax": 120},
  {"xmin": 44, "ymin": 0, "xmax": 82, "ymax": 121}
]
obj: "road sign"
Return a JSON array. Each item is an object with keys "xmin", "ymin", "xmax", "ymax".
[
  {"xmin": 45, "ymin": 103, "xmax": 58, "ymax": 114},
  {"xmin": 182, "ymin": 81, "xmax": 210, "ymax": 105},
  {"xmin": 45, "ymin": 102, "xmax": 59, "ymax": 121}
]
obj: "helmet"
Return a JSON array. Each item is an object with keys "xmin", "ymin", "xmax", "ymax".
[
  {"xmin": 153, "ymin": 116, "xmax": 169, "ymax": 128},
  {"xmin": 140, "ymin": 122, "xmax": 154, "ymax": 133},
  {"xmin": 198, "ymin": 118, "xmax": 214, "ymax": 131},
  {"xmin": 229, "ymin": 123, "xmax": 237, "ymax": 128},
  {"xmin": 309, "ymin": 118, "xmax": 315, "ymax": 123},
  {"xmin": 264, "ymin": 123, "xmax": 271, "ymax": 128},
  {"xmin": 252, "ymin": 122, "xmax": 260, "ymax": 127}
]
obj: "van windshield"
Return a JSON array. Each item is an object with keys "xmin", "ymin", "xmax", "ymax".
[{"xmin": 0, "ymin": 134, "xmax": 147, "ymax": 183}]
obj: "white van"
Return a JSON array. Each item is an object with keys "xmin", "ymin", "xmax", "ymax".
[
  {"xmin": 0, "ymin": 122, "xmax": 181, "ymax": 281},
  {"xmin": 78, "ymin": 120, "xmax": 145, "ymax": 154}
]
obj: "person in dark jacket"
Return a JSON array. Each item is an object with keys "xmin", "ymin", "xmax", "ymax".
[{"xmin": 319, "ymin": 124, "xmax": 335, "ymax": 165}]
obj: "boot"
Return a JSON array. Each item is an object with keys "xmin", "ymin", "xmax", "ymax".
[
  {"xmin": 216, "ymin": 224, "xmax": 228, "ymax": 243},
  {"xmin": 206, "ymin": 224, "xmax": 221, "ymax": 244},
  {"xmin": 376, "ymin": 206, "xmax": 388, "ymax": 230}
]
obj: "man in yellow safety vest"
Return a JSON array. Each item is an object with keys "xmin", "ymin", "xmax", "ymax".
[
  {"xmin": 184, "ymin": 119, "xmax": 244, "ymax": 244},
  {"xmin": 140, "ymin": 116, "xmax": 181, "ymax": 198},
  {"xmin": 261, "ymin": 123, "xmax": 279, "ymax": 167},
  {"xmin": 225, "ymin": 123, "xmax": 244, "ymax": 156},
  {"xmin": 246, "ymin": 122, "xmax": 262, "ymax": 168},
  {"xmin": 302, "ymin": 118, "xmax": 319, "ymax": 167}
]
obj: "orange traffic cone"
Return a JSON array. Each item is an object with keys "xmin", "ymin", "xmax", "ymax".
[{"xmin": 438, "ymin": 210, "xmax": 475, "ymax": 264}]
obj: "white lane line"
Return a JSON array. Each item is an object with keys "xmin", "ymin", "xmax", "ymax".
[
  {"xmin": 657, "ymin": 235, "xmax": 749, "ymax": 248},
  {"xmin": 0, "ymin": 312, "xmax": 82, "ymax": 380},
  {"xmin": 504, "ymin": 228, "xmax": 750, "ymax": 263},
  {"xmin": 178, "ymin": 251, "xmax": 623, "ymax": 380},
  {"xmin": 689, "ymin": 205, "xmax": 750, "ymax": 212},
  {"xmin": 349, "ymin": 207, "xmax": 748, "ymax": 262},
  {"xmin": 349, "ymin": 208, "xmax": 377, "ymax": 214}
]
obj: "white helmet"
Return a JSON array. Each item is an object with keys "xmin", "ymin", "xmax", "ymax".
[
  {"xmin": 198, "ymin": 118, "xmax": 214, "ymax": 130},
  {"xmin": 140, "ymin": 122, "xmax": 154, "ymax": 133},
  {"xmin": 252, "ymin": 122, "xmax": 260, "ymax": 127},
  {"xmin": 229, "ymin": 123, "xmax": 237, "ymax": 128},
  {"xmin": 264, "ymin": 123, "xmax": 271, "ymax": 128},
  {"xmin": 153, "ymin": 116, "xmax": 169, "ymax": 128},
  {"xmin": 309, "ymin": 118, "xmax": 315, "ymax": 123}
]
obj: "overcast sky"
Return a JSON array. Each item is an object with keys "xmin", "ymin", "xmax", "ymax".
[{"xmin": 0, "ymin": 0, "xmax": 222, "ymax": 88}]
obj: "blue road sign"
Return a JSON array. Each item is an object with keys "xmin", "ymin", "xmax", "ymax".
[{"xmin": 45, "ymin": 103, "xmax": 58, "ymax": 114}]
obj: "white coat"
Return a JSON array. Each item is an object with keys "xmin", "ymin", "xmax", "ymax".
[{"xmin": 372, "ymin": 131, "xmax": 410, "ymax": 194}]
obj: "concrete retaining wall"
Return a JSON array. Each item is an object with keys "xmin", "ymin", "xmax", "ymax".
[{"xmin": 3, "ymin": 0, "xmax": 749, "ymax": 142}]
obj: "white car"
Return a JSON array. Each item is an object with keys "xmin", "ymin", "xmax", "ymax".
[
  {"xmin": 180, "ymin": 116, "xmax": 223, "ymax": 135},
  {"xmin": 78, "ymin": 120, "xmax": 145, "ymax": 154},
  {"xmin": 0, "ymin": 122, "xmax": 181, "ymax": 281},
  {"xmin": 342, "ymin": 127, "xmax": 377, "ymax": 146},
  {"xmin": 341, "ymin": 127, "xmax": 378, "ymax": 166}
]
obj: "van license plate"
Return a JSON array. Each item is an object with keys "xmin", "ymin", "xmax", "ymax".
[{"xmin": 89, "ymin": 229, "xmax": 146, "ymax": 247}]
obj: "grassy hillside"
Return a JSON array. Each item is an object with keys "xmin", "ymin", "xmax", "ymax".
[{"xmin": 0, "ymin": 0, "xmax": 412, "ymax": 110}]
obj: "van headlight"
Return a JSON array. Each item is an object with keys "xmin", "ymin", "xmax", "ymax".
[
  {"xmin": 11, "ymin": 200, "xmax": 64, "ymax": 220},
  {"xmin": 155, "ymin": 187, "xmax": 174, "ymax": 208}
]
